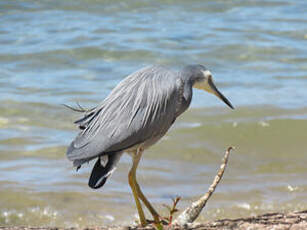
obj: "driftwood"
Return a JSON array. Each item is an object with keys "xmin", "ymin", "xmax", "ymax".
[
  {"xmin": 1, "ymin": 210, "xmax": 306, "ymax": 230},
  {"xmin": 174, "ymin": 147, "xmax": 233, "ymax": 225}
]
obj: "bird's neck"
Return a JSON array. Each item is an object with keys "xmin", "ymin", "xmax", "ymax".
[
  {"xmin": 175, "ymin": 76, "xmax": 193, "ymax": 117},
  {"xmin": 182, "ymin": 81, "xmax": 193, "ymax": 110}
]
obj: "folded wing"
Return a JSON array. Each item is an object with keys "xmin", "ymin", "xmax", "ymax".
[{"xmin": 66, "ymin": 66, "xmax": 182, "ymax": 166}]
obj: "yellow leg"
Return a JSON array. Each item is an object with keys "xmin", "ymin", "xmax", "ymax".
[
  {"xmin": 135, "ymin": 181, "xmax": 160, "ymax": 223},
  {"xmin": 128, "ymin": 149, "xmax": 147, "ymax": 226},
  {"xmin": 131, "ymin": 148, "xmax": 161, "ymax": 226}
]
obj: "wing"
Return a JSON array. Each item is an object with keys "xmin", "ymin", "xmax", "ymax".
[{"xmin": 67, "ymin": 66, "xmax": 183, "ymax": 163}]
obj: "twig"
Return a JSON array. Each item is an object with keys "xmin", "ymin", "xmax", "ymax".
[
  {"xmin": 162, "ymin": 196, "xmax": 181, "ymax": 225},
  {"xmin": 174, "ymin": 146, "xmax": 234, "ymax": 226}
]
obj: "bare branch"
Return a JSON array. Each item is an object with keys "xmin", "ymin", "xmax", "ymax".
[{"xmin": 174, "ymin": 146, "xmax": 234, "ymax": 226}]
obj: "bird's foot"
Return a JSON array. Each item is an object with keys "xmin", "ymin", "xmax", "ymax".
[
  {"xmin": 162, "ymin": 196, "xmax": 181, "ymax": 226},
  {"xmin": 146, "ymin": 219, "xmax": 166, "ymax": 230},
  {"xmin": 146, "ymin": 218, "xmax": 168, "ymax": 225},
  {"xmin": 135, "ymin": 216, "xmax": 166, "ymax": 229},
  {"xmin": 136, "ymin": 196, "xmax": 181, "ymax": 230}
]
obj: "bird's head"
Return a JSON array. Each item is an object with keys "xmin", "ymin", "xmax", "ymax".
[{"xmin": 183, "ymin": 65, "xmax": 234, "ymax": 109}]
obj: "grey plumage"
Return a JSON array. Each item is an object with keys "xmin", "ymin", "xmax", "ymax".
[
  {"xmin": 66, "ymin": 64, "xmax": 233, "ymax": 189},
  {"xmin": 67, "ymin": 66, "xmax": 190, "ymax": 165}
]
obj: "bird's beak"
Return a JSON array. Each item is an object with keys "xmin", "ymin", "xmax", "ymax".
[
  {"xmin": 207, "ymin": 76, "xmax": 234, "ymax": 109},
  {"xmin": 194, "ymin": 71, "xmax": 234, "ymax": 109}
]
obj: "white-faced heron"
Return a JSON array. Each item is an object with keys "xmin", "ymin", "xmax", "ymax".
[{"xmin": 66, "ymin": 65, "xmax": 234, "ymax": 226}]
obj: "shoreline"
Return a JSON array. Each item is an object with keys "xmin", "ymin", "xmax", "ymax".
[{"xmin": 1, "ymin": 210, "xmax": 306, "ymax": 230}]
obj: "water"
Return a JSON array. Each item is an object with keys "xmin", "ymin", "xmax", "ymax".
[{"xmin": 0, "ymin": 0, "xmax": 307, "ymax": 227}]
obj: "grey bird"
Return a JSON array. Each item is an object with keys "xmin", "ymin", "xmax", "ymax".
[{"xmin": 66, "ymin": 65, "xmax": 234, "ymax": 226}]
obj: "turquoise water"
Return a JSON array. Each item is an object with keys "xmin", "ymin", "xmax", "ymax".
[{"xmin": 0, "ymin": 0, "xmax": 307, "ymax": 227}]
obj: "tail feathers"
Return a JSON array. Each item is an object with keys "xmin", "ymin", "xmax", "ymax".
[
  {"xmin": 88, "ymin": 152, "xmax": 122, "ymax": 189},
  {"xmin": 73, "ymin": 158, "xmax": 90, "ymax": 168}
]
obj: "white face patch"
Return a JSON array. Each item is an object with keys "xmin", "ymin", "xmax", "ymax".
[
  {"xmin": 193, "ymin": 70, "xmax": 213, "ymax": 93},
  {"xmin": 202, "ymin": 70, "xmax": 212, "ymax": 78}
]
